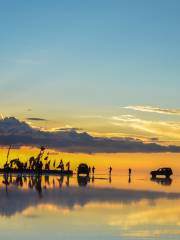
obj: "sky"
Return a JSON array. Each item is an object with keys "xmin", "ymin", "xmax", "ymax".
[{"xmin": 1, "ymin": 0, "xmax": 180, "ymax": 146}]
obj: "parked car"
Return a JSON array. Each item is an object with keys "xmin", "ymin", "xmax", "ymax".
[
  {"xmin": 77, "ymin": 163, "xmax": 89, "ymax": 176},
  {"xmin": 150, "ymin": 167, "xmax": 173, "ymax": 178}
]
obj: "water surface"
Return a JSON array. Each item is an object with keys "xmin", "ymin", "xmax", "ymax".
[{"xmin": 0, "ymin": 173, "xmax": 180, "ymax": 240}]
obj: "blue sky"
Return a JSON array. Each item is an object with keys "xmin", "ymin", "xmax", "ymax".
[{"xmin": 0, "ymin": 0, "xmax": 180, "ymax": 140}]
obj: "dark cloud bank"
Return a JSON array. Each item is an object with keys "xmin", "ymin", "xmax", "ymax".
[{"xmin": 0, "ymin": 117, "xmax": 180, "ymax": 153}]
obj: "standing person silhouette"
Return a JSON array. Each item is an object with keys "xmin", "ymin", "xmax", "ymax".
[
  {"xmin": 128, "ymin": 168, "xmax": 132, "ymax": 184},
  {"xmin": 109, "ymin": 166, "xmax": 112, "ymax": 175},
  {"xmin": 66, "ymin": 162, "xmax": 70, "ymax": 171},
  {"xmin": 92, "ymin": 166, "xmax": 95, "ymax": 176}
]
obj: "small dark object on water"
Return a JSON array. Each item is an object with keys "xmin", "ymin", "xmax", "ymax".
[{"xmin": 150, "ymin": 167, "xmax": 173, "ymax": 178}]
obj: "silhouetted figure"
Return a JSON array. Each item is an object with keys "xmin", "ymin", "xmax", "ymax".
[
  {"xmin": 45, "ymin": 160, "xmax": 50, "ymax": 170},
  {"xmin": 53, "ymin": 160, "xmax": 56, "ymax": 169},
  {"xmin": 9, "ymin": 158, "xmax": 23, "ymax": 171},
  {"xmin": 29, "ymin": 156, "xmax": 35, "ymax": 170},
  {"xmin": 35, "ymin": 160, "xmax": 43, "ymax": 172},
  {"xmin": 66, "ymin": 162, "xmax": 70, "ymax": 171},
  {"xmin": 88, "ymin": 166, "xmax": 91, "ymax": 175},
  {"xmin": 4, "ymin": 162, "xmax": 9, "ymax": 170},
  {"xmin": 109, "ymin": 166, "xmax": 112, "ymax": 176},
  {"xmin": 92, "ymin": 166, "xmax": 95, "ymax": 175},
  {"xmin": 24, "ymin": 162, "xmax": 27, "ymax": 170},
  {"xmin": 128, "ymin": 168, "xmax": 132, "ymax": 176},
  {"xmin": 57, "ymin": 159, "xmax": 64, "ymax": 171}
]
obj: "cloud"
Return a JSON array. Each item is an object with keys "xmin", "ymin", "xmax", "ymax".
[
  {"xmin": 58, "ymin": 127, "xmax": 83, "ymax": 132},
  {"xmin": 26, "ymin": 118, "xmax": 48, "ymax": 121},
  {"xmin": 124, "ymin": 106, "xmax": 180, "ymax": 115},
  {"xmin": 1, "ymin": 117, "xmax": 180, "ymax": 153},
  {"xmin": 111, "ymin": 115, "xmax": 180, "ymax": 140}
]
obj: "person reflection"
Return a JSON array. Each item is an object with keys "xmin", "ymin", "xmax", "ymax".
[
  {"xmin": 109, "ymin": 176, "xmax": 112, "ymax": 184},
  {"xmin": 2, "ymin": 174, "xmax": 10, "ymax": 195},
  {"xmin": 45, "ymin": 175, "xmax": 50, "ymax": 187},
  {"xmin": 92, "ymin": 176, "xmax": 95, "ymax": 183},
  {"xmin": 35, "ymin": 176, "xmax": 42, "ymax": 198},
  {"xmin": 57, "ymin": 175, "xmax": 64, "ymax": 188},
  {"xmin": 128, "ymin": 175, "xmax": 131, "ymax": 184},
  {"xmin": 53, "ymin": 178, "xmax": 55, "ymax": 188},
  {"xmin": 16, "ymin": 175, "xmax": 23, "ymax": 187},
  {"xmin": 28, "ymin": 176, "xmax": 34, "ymax": 189},
  {"xmin": 23, "ymin": 175, "xmax": 27, "ymax": 184},
  {"xmin": 92, "ymin": 166, "xmax": 95, "ymax": 176},
  {"xmin": 66, "ymin": 175, "xmax": 70, "ymax": 187}
]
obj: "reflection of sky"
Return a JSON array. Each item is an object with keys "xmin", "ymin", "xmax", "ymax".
[{"xmin": 0, "ymin": 176, "xmax": 180, "ymax": 239}]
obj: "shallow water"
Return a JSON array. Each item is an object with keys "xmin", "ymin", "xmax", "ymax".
[{"xmin": 0, "ymin": 173, "xmax": 180, "ymax": 240}]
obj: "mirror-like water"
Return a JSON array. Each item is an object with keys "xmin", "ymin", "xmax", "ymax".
[{"xmin": 0, "ymin": 173, "xmax": 180, "ymax": 240}]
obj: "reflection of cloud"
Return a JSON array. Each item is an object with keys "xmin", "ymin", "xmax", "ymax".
[
  {"xmin": 124, "ymin": 105, "xmax": 180, "ymax": 115},
  {"xmin": 1, "ymin": 117, "xmax": 180, "ymax": 153},
  {"xmin": 0, "ymin": 185, "xmax": 180, "ymax": 217},
  {"xmin": 109, "ymin": 198, "xmax": 180, "ymax": 237},
  {"xmin": 22, "ymin": 204, "xmax": 70, "ymax": 217}
]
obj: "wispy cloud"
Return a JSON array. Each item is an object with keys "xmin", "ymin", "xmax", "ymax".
[
  {"xmin": 0, "ymin": 58, "xmax": 42, "ymax": 65},
  {"xmin": 124, "ymin": 106, "xmax": 180, "ymax": 115},
  {"xmin": 26, "ymin": 118, "xmax": 48, "ymax": 121},
  {"xmin": 111, "ymin": 115, "xmax": 180, "ymax": 140}
]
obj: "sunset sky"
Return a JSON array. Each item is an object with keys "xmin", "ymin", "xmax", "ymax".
[{"xmin": 1, "ymin": 0, "xmax": 180, "ymax": 145}]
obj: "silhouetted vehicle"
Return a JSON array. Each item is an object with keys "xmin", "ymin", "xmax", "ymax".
[
  {"xmin": 150, "ymin": 176, "xmax": 172, "ymax": 186},
  {"xmin": 77, "ymin": 163, "xmax": 89, "ymax": 176},
  {"xmin": 150, "ymin": 168, "xmax": 173, "ymax": 178}
]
